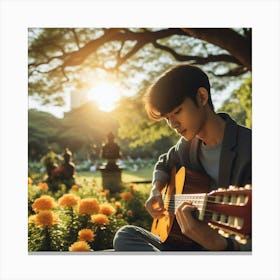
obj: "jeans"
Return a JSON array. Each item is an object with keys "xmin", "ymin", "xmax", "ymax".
[{"xmin": 113, "ymin": 225, "xmax": 206, "ymax": 251}]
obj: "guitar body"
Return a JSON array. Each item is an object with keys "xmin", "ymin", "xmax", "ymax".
[
  {"xmin": 151, "ymin": 167, "xmax": 210, "ymax": 247},
  {"xmin": 151, "ymin": 166, "xmax": 252, "ymax": 248}
]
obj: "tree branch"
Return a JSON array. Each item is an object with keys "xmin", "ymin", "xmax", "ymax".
[
  {"xmin": 152, "ymin": 41, "xmax": 241, "ymax": 65},
  {"xmin": 71, "ymin": 28, "xmax": 81, "ymax": 49},
  {"xmin": 29, "ymin": 28, "xmax": 251, "ymax": 77},
  {"xmin": 209, "ymin": 66, "xmax": 248, "ymax": 77},
  {"xmin": 182, "ymin": 28, "xmax": 251, "ymax": 70}
]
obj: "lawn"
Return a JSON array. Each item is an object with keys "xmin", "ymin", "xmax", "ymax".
[{"xmin": 76, "ymin": 167, "xmax": 154, "ymax": 195}]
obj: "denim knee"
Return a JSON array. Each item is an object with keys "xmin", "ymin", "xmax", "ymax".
[{"xmin": 113, "ymin": 225, "xmax": 137, "ymax": 251}]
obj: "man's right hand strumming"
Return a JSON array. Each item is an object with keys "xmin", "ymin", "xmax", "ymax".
[{"xmin": 145, "ymin": 181, "xmax": 166, "ymax": 219}]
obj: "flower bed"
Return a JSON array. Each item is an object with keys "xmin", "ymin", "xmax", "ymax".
[{"xmin": 28, "ymin": 176, "xmax": 152, "ymax": 251}]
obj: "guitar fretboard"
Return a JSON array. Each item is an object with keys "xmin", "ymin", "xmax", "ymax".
[{"xmin": 163, "ymin": 193, "xmax": 208, "ymax": 220}]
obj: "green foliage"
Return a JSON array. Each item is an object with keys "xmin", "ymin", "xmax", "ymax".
[
  {"xmin": 28, "ymin": 28, "xmax": 250, "ymax": 106},
  {"xmin": 217, "ymin": 76, "xmax": 252, "ymax": 128},
  {"xmin": 28, "ymin": 109, "xmax": 63, "ymax": 159},
  {"xmin": 28, "ymin": 175, "xmax": 151, "ymax": 251},
  {"xmin": 113, "ymin": 93, "xmax": 178, "ymax": 150},
  {"xmin": 28, "ymin": 102, "xmax": 119, "ymax": 161},
  {"xmin": 118, "ymin": 189, "xmax": 153, "ymax": 230},
  {"xmin": 89, "ymin": 217, "xmax": 128, "ymax": 251}
]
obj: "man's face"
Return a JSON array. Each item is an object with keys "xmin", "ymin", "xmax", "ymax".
[{"xmin": 163, "ymin": 95, "xmax": 206, "ymax": 141}]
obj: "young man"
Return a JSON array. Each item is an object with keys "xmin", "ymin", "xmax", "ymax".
[{"xmin": 113, "ymin": 64, "xmax": 252, "ymax": 251}]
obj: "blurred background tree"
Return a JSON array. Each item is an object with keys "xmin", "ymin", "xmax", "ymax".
[{"xmin": 28, "ymin": 28, "xmax": 252, "ymax": 161}]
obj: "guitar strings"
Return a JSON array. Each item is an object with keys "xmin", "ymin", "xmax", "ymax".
[{"xmin": 163, "ymin": 198, "xmax": 244, "ymax": 205}]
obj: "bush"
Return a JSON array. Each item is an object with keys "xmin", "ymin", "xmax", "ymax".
[{"xmin": 28, "ymin": 176, "xmax": 151, "ymax": 251}]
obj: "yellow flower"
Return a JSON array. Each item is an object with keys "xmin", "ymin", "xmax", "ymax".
[
  {"xmin": 28, "ymin": 214, "xmax": 36, "ymax": 224},
  {"xmin": 69, "ymin": 241, "xmax": 90, "ymax": 252},
  {"xmin": 129, "ymin": 185, "xmax": 135, "ymax": 192},
  {"xmin": 58, "ymin": 194, "xmax": 79, "ymax": 207},
  {"xmin": 91, "ymin": 214, "xmax": 109, "ymax": 225},
  {"xmin": 28, "ymin": 177, "xmax": 33, "ymax": 186},
  {"xmin": 35, "ymin": 210, "xmax": 58, "ymax": 227},
  {"xmin": 36, "ymin": 182, "xmax": 49, "ymax": 191},
  {"xmin": 78, "ymin": 229, "xmax": 95, "ymax": 242},
  {"xmin": 119, "ymin": 192, "xmax": 133, "ymax": 200},
  {"xmin": 115, "ymin": 201, "xmax": 122, "ymax": 209},
  {"xmin": 99, "ymin": 203, "xmax": 116, "ymax": 216},
  {"xmin": 71, "ymin": 184, "xmax": 80, "ymax": 191},
  {"xmin": 32, "ymin": 195, "xmax": 56, "ymax": 212},
  {"xmin": 77, "ymin": 198, "xmax": 100, "ymax": 215}
]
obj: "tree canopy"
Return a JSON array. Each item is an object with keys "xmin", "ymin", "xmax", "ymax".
[
  {"xmin": 28, "ymin": 28, "xmax": 251, "ymax": 105},
  {"xmin": 28, "ymin": 28, "xmax": 252, "ymax": 159}
]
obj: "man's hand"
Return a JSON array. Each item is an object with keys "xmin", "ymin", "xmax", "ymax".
[
  {"xmin": 145, "ymin": 186, "xmax": 165, "ymax": 219},
  {"xmin": 175, "ymin": 201, "xmax": 235, "ymax": 251}
]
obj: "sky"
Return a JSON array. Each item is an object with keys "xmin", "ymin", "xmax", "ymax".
[{"xmin": 28, "ymin": 76, "xmax": 237, "ymax": 119}]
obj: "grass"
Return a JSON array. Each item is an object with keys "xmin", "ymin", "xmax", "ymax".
[{"xmin": 76, "ymin": 167, "xmax": 154, "ymax": 196}]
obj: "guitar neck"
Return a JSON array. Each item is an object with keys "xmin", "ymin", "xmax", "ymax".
[
  {"xmin": 165, "ymin": 193, "xmax": 208, "ymax": 221},
  {"xmin": 164, "ymin": 186, "xmax": 251, "ymax": 237}
]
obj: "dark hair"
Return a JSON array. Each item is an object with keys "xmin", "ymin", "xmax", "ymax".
[{"xmin": 144, "ymin": 64, "xmax": 214, "ymax": 120}]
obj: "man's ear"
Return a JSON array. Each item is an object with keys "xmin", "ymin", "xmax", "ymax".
[{"xmin": 197, "ymin": 87, "xmax": 209, "ymax": 106}]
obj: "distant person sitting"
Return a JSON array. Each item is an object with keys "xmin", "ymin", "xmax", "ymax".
[{"xmin": 52, "ymin": 148, "xmax": 76, "ymax": 191}]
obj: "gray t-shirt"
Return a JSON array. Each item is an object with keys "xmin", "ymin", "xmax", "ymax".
[{"xmin": 198, "ymin": 141, "xmax": 222, "ymax": 188}]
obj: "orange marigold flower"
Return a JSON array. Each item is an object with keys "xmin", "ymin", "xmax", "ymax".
[
  {"xmin": 126, "ymin": 210, "xmax": 133, "ymax": 216},
  {"xmin": 58, "ymin": 194, "xmax": 79, "ymax": 207},
  {"xmin": 36, "ymin": 182, "xmax": 49, "ymax": 191},
  {"xmin": 119, "ymin": 192, "xmax": 133, "ymax": 200},
  {"xmin": 28, "ymin": 214, "xmax": 36, "ymax": 224},
  {"xmin": 115, "ymin": 201, "xmax": 121, "ymax": 209},
  {"xmin": 71, "ymin": 184, "xmax": 80, "ymax": 191},
  {"xmin": 28, "ymin": 177, "xmax": 33, "ymax": 185},
  {"xmin": 35, "ymin": 210, "xmax": 58, "ymax": 227},
  {"xmin": 78, "ymin": 229, "xmax": 95, "ymax": 242},
  {"xmin": 99, "ymin": 203, "xmax": 116, "ymax": 216},
  {"xmin": 69, "ymin": 241, "xmax": 90, "ymax": 252},
  {"xmin": 77, "ymin": 198, "xmax": 100, "ymax": 215},
  {"xmin": 32, "ymin": 195, "xmax": 56, "ymax": 212},
  {"xmin": 91, "ymin": 214, "xmax": 109, "ymax": 225},
  {"xmin": 116, "ymin": 213, "xmax": 123, "ymax": 219},
  {"xmin": 100, "ymin": 189, "xmax": 110, "ymax": 196},
  {"xmin": 129, "ymin": 185, "xmax": 135, "ymax": 192}
]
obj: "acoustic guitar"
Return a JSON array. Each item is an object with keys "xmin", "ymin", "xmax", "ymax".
[{"xmin": 151, "ymin": 167, "xmax": 252, "ymax": 247}]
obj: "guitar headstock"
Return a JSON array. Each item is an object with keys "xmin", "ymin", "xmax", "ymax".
[{"xmin": 206, "ymin": 185, "xmax": 251, "ymax": 242}]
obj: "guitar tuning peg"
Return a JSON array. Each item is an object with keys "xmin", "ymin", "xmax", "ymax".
[
  {"xmin": 244, "ymin": 184, "xmax": 252, "ymax": 190},
  {"xmin": 229, "ymin": 185, "xmax": 237, "ymax": 190},
  {"xmin": 217, "ymin": 187, "xmax": 227, "ymax": 191}
]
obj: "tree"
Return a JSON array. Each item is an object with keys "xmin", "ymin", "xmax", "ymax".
[
  {"xmin": 28, "ymin": 28, "xmax": 251, "ymax": 105},
  {"xmin": 28, "ymin": 109, "xmax": 63, "ymax": 160},
  {"xmin": 28, "ymin": 28, "xmax": 252, "ymax": 154},
  {"xmin": 218, "ymin": 77, "xmax": 252, "ymax": 128}
]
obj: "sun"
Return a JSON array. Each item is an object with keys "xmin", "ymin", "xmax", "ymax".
[{"xmin": 87, "ymin": 82, "xmax": 121, "ymax": 112}]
